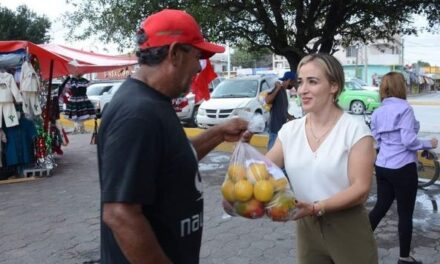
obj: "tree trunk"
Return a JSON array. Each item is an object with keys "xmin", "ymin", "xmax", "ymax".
[{"xmin": 283, "ymin": 52, "xmax": 302, "ymax": 73}]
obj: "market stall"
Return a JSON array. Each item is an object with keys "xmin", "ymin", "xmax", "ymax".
[{"xmin": 0, "ymin": 41, "xmax": 137, "ymax": 180}]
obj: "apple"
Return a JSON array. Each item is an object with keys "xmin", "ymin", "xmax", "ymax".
[
  {"xmin": 266, "ymin": 191, "xmax": 296, "ymax": 221},
  {"xmin": 222, "ymin": 199, "xmax": 237, "ymax": 216},
  {"xmin": 234, "ymin": 198, "xmax": 265, "ymax": 219}
]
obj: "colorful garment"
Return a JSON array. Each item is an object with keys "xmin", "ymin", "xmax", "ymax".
[{"xmin": 64, "ymin": 77, "xmax": 96, "ymax": 121}]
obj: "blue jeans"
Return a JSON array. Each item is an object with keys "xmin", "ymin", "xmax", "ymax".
[{"xmin": 267, "ymin": 132, "xmax": 277, "ymax": 150}]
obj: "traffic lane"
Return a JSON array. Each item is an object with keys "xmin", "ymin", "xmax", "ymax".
[{"xmin": 413, "ymin": 105, "xmax": 440, "ymax": 134}]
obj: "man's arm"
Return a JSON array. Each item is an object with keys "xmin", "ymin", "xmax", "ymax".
[
  {"xmin": 191, "ymin": 118, "xmax": 248, "ymax": 160},
  {"xmin": 103, "ymin": 203, "xmax": 172, "ymax": 264},
  {"xmin": 264, "ymin": 82, "xmax": 283, "ymax": 105}
]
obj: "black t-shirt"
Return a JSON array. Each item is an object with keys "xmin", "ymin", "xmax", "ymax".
[
  {"xmin": 98, "ymin": 78, "xmax": 203, "ymax": 264},
  {"xmin": 268, "ymin": 88, "xmax": 289, "ymax": 133}
]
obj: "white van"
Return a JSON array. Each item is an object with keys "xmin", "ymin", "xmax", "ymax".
[{"xmin": 196, "ymin": 75, "xmax": 278, "ymax": 128}]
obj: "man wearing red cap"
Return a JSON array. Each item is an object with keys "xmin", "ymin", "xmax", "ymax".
[{"xmin": 97, "ymin": 9, "xmax": 248, "ymax": 264}]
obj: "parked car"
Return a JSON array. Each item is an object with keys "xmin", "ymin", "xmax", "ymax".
[
  {"xmin": 196, "ymin": 75, "xmax": 278, "ymax": 128},
  {"xmin": 208, "ymin": 77, "xmax": 225, "ymax": 92},
  {"xmin": 99, "ymin": 82, "xmax": 123, "ymax": 115},
  {"xmin": 172, "ymin": 92, "xmax": 199, "ymax": 127},
  {"xmin": 295, "ymin": 81, "xmax": 380, "ymax": 115},
  {"xmin": 338, "ymin": 81, "xmax": 380, "ymax": 114},
  {"xmin": 87, "ymin": 82, "xmax": 116, "ymax": 112},
  {"xmin": 172, "ymin": 77, "xmax": 225, "ymax": 127},
  {"xmin": 350, "ymin": 78, "xmax": 379, "ymax": 91}
]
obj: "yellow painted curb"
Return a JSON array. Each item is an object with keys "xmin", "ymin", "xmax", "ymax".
[
  {"xmin": 184, "ymin": 128, "xmax": 268, "ymax": 148},
  {"xmin": 60, "ymin": 116, "xmax": 99, "ymax": 132},
  {"xmin": 59, "ymin": 118, "xmax": 268, "ymax": 153},
  {"xmin": 0, "ymin": 176, "xmax": 41, "ymax": 185}
]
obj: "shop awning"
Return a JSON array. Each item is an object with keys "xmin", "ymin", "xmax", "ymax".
[{"xmin": 0, "ymin": 41, "xmax": 137, "ymax": 80}]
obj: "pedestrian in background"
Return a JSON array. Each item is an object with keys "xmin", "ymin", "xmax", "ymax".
[
  {"xmin": 265, "ymin": 71, "xmax": 296, "ymax": 150},
  {"xmin": 264, "ymin": 53, "xmax": 378, "ymax": 263},
  {"xmin": 97, "ymin": 9, "xmax": 248, "ymax": 264},
  {"xmin": 369, "ymin": 72, "xmax": 438, "ymax": 264}
]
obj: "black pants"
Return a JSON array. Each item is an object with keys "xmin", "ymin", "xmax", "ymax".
[{"xmin": 369, "ymin": 162, "xmax": 418, "ymax": 258}]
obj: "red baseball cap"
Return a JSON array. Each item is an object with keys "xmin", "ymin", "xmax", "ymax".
[{"xmin": 137, "ymin": 9, "xmax": 225, "ymax": 58}]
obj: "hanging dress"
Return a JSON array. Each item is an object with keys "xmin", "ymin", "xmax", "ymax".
[{"xmin": 64, "ymin": 77, "xmax": 96, "ymax": 121}]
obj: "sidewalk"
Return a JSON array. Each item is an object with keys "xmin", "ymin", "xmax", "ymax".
[{"xmin": 0, "ymin": 134, "xmax": 439, "ymax": 264}]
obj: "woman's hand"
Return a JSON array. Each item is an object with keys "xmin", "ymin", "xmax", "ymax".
[
  {"xmin": 431, "ymin": 138, "xmax": 438, "ymax": 148},
  {"xmin": 292, "ymin": 200, "xmax": 314, "ymax": 220}
]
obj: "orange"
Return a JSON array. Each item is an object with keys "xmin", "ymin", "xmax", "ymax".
[
  {"xmin": 247, "ymin": 163, "xmax": 269, "ymax": 182},
  {"xmin": 234, "ymin": 180, "xmax": 254, "ymax": 202},
  {"xmin": 253, "ymin": 180, "xmax": 274, "ymax": 202},
  {"xmin": 221, "ymin": 180, "xmax": 235, "ymax": 202},
  {"xmin": 228, "ymin": 163, "xmax": 247, "ymax": 182}
]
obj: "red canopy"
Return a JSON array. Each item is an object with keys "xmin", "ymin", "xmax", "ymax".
[{"xmin": 0, "ymin": 41, "xmax": 137, "ymax": 80}]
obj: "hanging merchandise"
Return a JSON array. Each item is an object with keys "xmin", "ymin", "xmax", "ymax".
[
  {"xmin": 63, "ymin": 76, "xmax": 96, "ymax": 121},
  {"xmin": 19, "ymin": 61, "xmax": 42, "ymax": 116},
  {"xmin": 4, "ymin": 114, "xmax": 38, "ymax": 167},
  {"xmin": 33, "ymin": 117, "xmax": 55, "ymax": 170},
  {"xmin": 0, "ymin": 71, "xmax": 23, "ymax": 127},
  {"xmin": 0, "ymin": 128, "xmax": 7, "ymax": 168}
]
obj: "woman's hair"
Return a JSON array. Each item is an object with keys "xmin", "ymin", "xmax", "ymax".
[
  {"xmin": 297, "ymin": 53, "xmax": 345, "ymax": 102},
  {"xmin": 379, "ymin": 72, "xmax": 407, "ymax": 100}
]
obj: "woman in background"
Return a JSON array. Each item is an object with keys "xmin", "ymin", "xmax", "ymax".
[{"xmin": 369, "ymin": 72, "xmax": 438, "ymax": 264}]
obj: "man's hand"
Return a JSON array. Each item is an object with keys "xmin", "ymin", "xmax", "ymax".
[
  {"xmin": 191, "ymin": 118, "xmax": 248, "ymax": 160},
  {"xmin": 241, "ymin": 130, "xmax": 254, "ymax": 143},
  {"xmin": 219, "ymin": 118, "xmax": 249, "ymax": 142}
]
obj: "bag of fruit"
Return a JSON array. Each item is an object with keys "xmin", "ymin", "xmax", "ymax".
[{"xmin": 221, "ymin": 141, "xmax": 297, "ymax": 221}]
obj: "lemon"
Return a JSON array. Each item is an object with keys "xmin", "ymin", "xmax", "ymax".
[
  {"xmin": 247, "ymin": 163, "xmax": 269, "ymax": 182},
  {"xmin": 253, "ymin": 180, "xmax": 274, "ymax": 202},
  {"xmin": 234, "ymin": 180, "xmax": 254, "ymax": 202},
  {"xmin": 228, "ymin": 163, "xmax": 247, "ymax": 182},
  {"xmin": 221, "ymin": 180, "xmax": 236, "ymax": 202}
]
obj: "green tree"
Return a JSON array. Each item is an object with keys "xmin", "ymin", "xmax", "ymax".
[
  {"xmin": 412, "ymin": 60, "xmax": 431, "ymax": 68},
  {"xmin": 232, "ymin": 43, "xmax": 272, "ymax": 68},
  {"xmin": 63, "ymin": 0, "xmax": 440, "ymax": 70},
  {"xmin": 0, "ymin": 5, "xmax": 51, "ymax": 44}
]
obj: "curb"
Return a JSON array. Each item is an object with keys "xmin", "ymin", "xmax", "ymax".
[
  {"xmin": 0, "ymin": 177, "xmax": 41, "ymax": 185},
  {"xmin": 59, "ymin": 117, "xmax": 269, "ymax": 152}
]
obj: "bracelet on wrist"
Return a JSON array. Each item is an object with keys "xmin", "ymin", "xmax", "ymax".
[{"xmin": 313, "ymin": 201, "xmax": 325, "ymax": 217}]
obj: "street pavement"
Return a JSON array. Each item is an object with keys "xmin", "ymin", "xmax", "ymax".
[{"xmin": 0, "ymin": 133, "xmax": 439, "ymax": 264}]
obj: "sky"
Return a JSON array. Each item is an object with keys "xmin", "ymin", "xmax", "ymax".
[
  {"xmin": 0, "ymin": 0, "xmax": 123, "ymax": 54},
  {"xmin": 1, "ymin": 0, "xmax": 440, "ymax": 66}
]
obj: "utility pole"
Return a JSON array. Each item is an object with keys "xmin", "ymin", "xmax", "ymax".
[
  {"xmin": 227, "ymin": 41, "xmax": 231, "ymax": 78},
  {"xmin": 401, "ymin": 38, "xmax": 405, "ymax": 70},
  {"xmin": 364, "ymin": 44, "xmax": 368, "ymax": 83},
  {"xmin": 355, "ymin": 44, "xmax": 359, "ymax": 78}
]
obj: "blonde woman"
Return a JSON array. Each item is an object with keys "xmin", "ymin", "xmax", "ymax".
[{"xmin": 266, "ymin": 53, "xmax": 378, "ymax": 263}]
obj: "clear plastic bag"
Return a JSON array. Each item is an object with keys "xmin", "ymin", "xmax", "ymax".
[{"xmin": 221, "ymin": 141, "xmax": 297, "ymax": 221}]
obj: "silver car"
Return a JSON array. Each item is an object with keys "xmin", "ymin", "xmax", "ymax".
[
  {"xmin": 99, "ymin": 82, "xmax": 123, "ymax": 115},
  {"xmin": 87, "ymin": 82, "xmax": 115, "ymax": 112}
]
